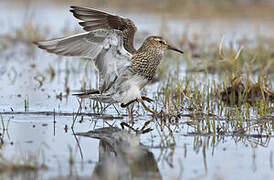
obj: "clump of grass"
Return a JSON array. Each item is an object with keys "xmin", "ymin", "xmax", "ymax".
[
  {"xmin": 220, "ymin": 75, "xmax": 274, "ymax": 106},
  {"xmin": 0, "ymin": 151, "xmax": 47, "ymax": 177},
  {"xmin": 215, "ymin": 38, "xmax": 274, "ymax": 108},
  {"xmin": 183, "ymin": 35, "xmax": 274, "ymax": 76},
  {"xmin": 0, "ymin": 22, "xmax": 48, "ymax": 59},
  {"xmin": 1, "ymin": 22, "xmax": 46, "ymax": 46}
]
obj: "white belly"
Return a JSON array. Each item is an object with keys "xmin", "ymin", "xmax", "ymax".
[{"xmin": 112, "ymin": 75, "xmax": 148, "ymax": 104}]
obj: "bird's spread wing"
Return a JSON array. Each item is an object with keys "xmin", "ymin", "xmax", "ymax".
[
  {"xmin": 34, "ymin": 31, "xmax": 106, "ymax": 58},
  {"xmin": 35, "ymin": 29, "xmax": 132, "ymax": 92},
  {"xmin": 70, "ymin": 6, "xmax": 137, "ymax": 54},
  {"xmin": 35, "ymin": 6, "xmax": 137, "ymax": 94}
]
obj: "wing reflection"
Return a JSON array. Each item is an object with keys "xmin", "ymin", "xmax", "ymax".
[{"xmin": 77, "ymin": 127, "xmax": 162, "ymax": 180}]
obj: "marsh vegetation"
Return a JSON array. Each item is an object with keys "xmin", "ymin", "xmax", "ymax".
[{"xmin": 0, "ymin": 0, "xmax": 273, "ymax": 179}]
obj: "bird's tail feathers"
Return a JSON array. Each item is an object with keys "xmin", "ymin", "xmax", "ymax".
[{"xmin": 73, "ymin": 92, "xmax": 117, "ymax": 104}]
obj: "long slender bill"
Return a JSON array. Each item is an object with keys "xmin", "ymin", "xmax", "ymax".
[{"xmin": 168, "ymin": 45, "xmax": 184, "ymax": 54}]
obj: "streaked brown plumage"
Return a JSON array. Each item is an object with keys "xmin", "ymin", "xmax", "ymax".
[{"xmin": 34, "ymin": 6, "xmax": 183, "ymax": 114}]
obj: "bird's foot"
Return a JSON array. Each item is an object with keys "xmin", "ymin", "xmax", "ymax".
[
  {"xmin": 121, "ymin": 97, "xmax": 156, "ymax": 114},
  {"xmin": 121, "ymin": 96, "xmax": 153, "ymax": 108}
]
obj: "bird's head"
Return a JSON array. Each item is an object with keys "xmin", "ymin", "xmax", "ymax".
[{"xmin": 147, "ymin": 36, "xmax": 183, "ymax": 54}]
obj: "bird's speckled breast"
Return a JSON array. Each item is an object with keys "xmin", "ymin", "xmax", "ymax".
[{"xmin": 130, "ymin": 48, "xmax": 164, "ymax": 81}]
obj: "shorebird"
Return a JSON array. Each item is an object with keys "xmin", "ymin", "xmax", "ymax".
[{"xmin": 35, "ymin": 6, "xmax": 183, "ymax": 114}]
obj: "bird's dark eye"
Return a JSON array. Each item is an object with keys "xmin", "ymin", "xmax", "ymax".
[{"xmin": 159, "ymin": 40, "xmax": 166, "ymax": 44}]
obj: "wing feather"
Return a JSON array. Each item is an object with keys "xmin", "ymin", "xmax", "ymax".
[
  {"xmin": 70, "ymin": 6, "xmax": 137, "ymax": 54},
  {"xmin": 34, "ymin": 32, "xmax": 105, "ymax": 58},
  {"xmin": 35, "ymin": 30, "xmax": 132, "ymax": 92}
]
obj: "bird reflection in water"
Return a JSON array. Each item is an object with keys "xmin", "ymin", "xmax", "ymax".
[{"xmin": 76, "ymin": 126, "xmax": 162, "ymax": 180}]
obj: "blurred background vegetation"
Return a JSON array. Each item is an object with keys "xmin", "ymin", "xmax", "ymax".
[{"xmin": 9, "ymin": 0, "xmax": 274, "ymax": 18}]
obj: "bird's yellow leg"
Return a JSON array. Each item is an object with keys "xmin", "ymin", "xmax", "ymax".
[
  {"xmin": 121, "ymin": 97, "xmax": 153, "ymax": 108},
  {"xmin": 141, "ymin": 96, "xmax": 154, "ymax": 103},
  {"xmin": 121, "ymin": 99, "xmax": 137, "ymax": 108},
  {"xmin": 138, "ymin": 98, "xmax": 157, "ymax": 114}
]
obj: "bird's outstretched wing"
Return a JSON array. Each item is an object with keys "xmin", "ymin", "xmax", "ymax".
[
  {"xmin": 35, "ymin": 6, "xmax": 137, "ymax": 93},
  {"xmin": 70, "ymin": 6, "xmax": 137, "ymax": 54},
  {"xmin": 35, "ymin": 29, "xmax": 132, "ymax": 92},
  {"xmin": 34, "ymin": 31, "xmax": 106, "ymax": 58}
]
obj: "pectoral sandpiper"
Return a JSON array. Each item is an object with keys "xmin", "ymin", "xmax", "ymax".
[{"xmin": 35, "ymin": 6, "xmax": 183, "ymax": 114}]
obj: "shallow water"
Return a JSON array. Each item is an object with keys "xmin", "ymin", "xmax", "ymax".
[{"xmin": 0, "ymin": 3, "xmax": 273, "ymax": 180}]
